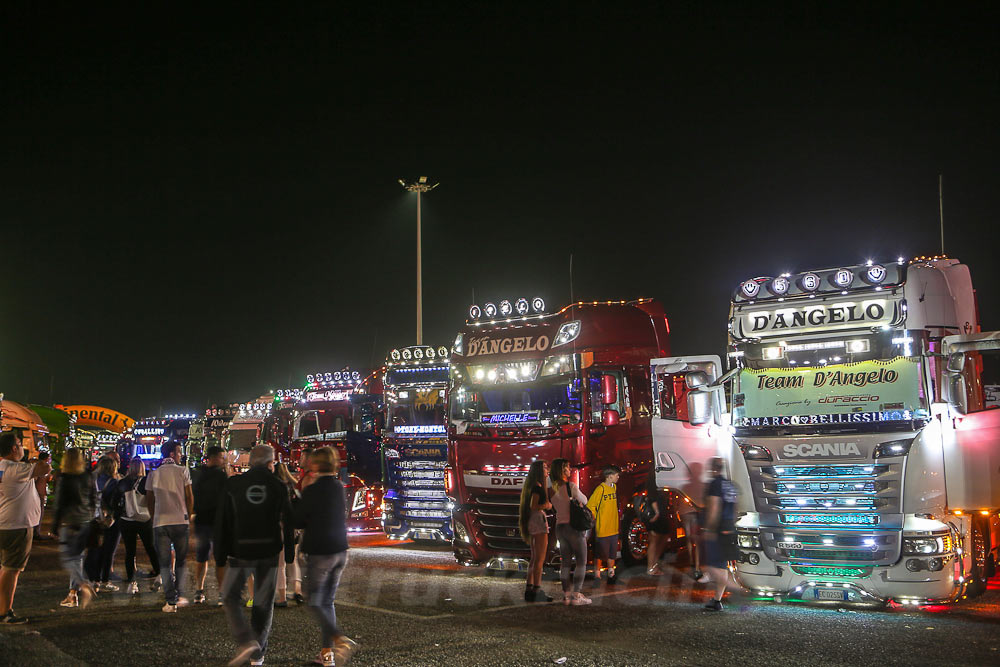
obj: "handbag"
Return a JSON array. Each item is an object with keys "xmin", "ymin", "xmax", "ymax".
[
  {"xmin": 638, "ymin": 493, "xmax": 657, "ymax": 524},
  {"xmin": 568, "ymin": 484, "xmax": 595, "ymax": 532}
]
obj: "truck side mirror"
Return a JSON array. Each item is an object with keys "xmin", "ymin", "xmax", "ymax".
[
  {"xmin": 946, "ymin": 352, "xmax": 965, "ymax": 374},
  {"xmin": 948, "ymin": 375, "xmax": 969, "ymax": 415},
  {"xmin": 602, "ymin": 408, "xmax": 620, "ymax": 427},
  {"xmin": 601, "ymin": 374, "xmax": 618, "ymax": 405},
  {"xmin": 687, "ymin": 390, "xmax": 714, "ymax": 425}
]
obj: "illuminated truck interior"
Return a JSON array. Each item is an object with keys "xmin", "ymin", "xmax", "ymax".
[{"xmin": 731, "ymin": 330, "xmax": 932, "ymax": 436}]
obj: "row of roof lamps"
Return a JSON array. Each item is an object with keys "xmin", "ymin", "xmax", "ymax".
[
  {"xmin": 736, "ymin": 260, "xmax": 904, "ymax": 302},
  {"xmin": 389, "ymin": 346, "xmax": 450, "ymax": 362},
  {"xmin": 306, "ymin": 371, "xmax": 363, "ymax": 384},
  {"xmin": 468, "ymin": 297, "xmax": 546, "ymax": 321}
]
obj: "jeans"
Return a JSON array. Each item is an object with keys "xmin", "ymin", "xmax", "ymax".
[
  {"xmin": 120, "ymin": 519, "xmax": 160, "ymax": 582},
  {"xmin": 556, "ymin": 523, "xmax": 588, "ymax": 593},
  {"xmin": 304, "ymin": 551, "xmax": 349, "ymax": 648},
  {"xmin": 97, "ymin": 522, "xmax": 121, "ymax": 582},
  {"xmin": 221, "ymin": 557, "xmax": 279, "ymax": 657},
  {"xmin": 154, "ymin": 524, "xmax": 189, "ymax": 604},
  {"xmin": 59, "ymin": 523, "xmax": 91, "ymax": 591}
]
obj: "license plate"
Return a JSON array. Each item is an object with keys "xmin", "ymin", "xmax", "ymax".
[
  {"xmin": 815, "ymin": 589, "xmax": 848, "ymax": 601},
  {"xmin": 496, "ymin": 560, "xmax": 527, "ymax": 572},
  {"xmin": 777, "ymin": 541, "xmax": 802, "ymax": 550}
]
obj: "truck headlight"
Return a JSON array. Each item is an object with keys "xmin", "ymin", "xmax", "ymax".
[
  {"xmin": 740, "ymin": 444, "xmax": 773, "ymax": 462},
  {"xmin": 902, "ymin": 536, "xmax": 945, "ymax": 555},
  {"xmin": 454, "ymin": 521, "xmax": 470, "ymax": 543},
  {"xmin": 737, "ymin": 533, "xmax": 761, "ymax": 549}
]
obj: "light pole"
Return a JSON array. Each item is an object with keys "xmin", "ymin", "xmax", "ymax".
[{"xmin": 398, "ymin": 176, "xmax": 439, "ymax": 345}]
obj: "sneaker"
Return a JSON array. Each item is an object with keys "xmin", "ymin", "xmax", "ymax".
[
  {"xmin": 333, "ymin": 637, "xmax": 358, "ymax": 667},
  {"xmin": 1, "ymin": 611, "xmax": 29, "ymax": 624},
  {"xmin": 175, "ymin": 597, "xmax": 190, "ymax": 608},
  {"xmin": 245, "ymin": 598, "xmax": 254, "ymax": 608},
  {"xmin": 127, "ymin": 581, "xmax": 139, "ymax": 595},
  {"xmin": 228, "ymin": 641, "xmax": 261, "ymax": 667},
  {"xmin": 524, "ymin": 588, "xmax": 535, "ymax": 603},
  {"xmin": 571, "ymin": 592, "xmax": 593, "ymax": 606},
  {"xmin": 100, "ymin": 581, "xmax": 119, "ymax": 592},
  {"xmin": 193, "ymin": 590, "xmax": 206, "ymax": 604},
  {"xmin": 704, "ymin": 598, "xmax": 724, "ymax": 611},
  {"xmin": 318, "ymin": 648, "xmax": 335, "ymax": 667},
  {"xmin": 647, "ymin": 564, "xmax": 664, "ymax": 576},
  {"xmin": 293, "ymin": 592, "xmax": 305, "ymax": 604},
  {"xmin": 250, "ymin": 659, "xmax": 264, "ymax": 666},
  {"xmin": 60, "ymin": 590, "xmax": 79, "ymax": 607},
  {"xmin": 217, "ymin": 597, "xmax": 224, "ymax": 607},
  {"xmin": 150, "ymin": 577, "xmax": 161, "ymax": 593},
  {"xmin": 274, "ymin": 600, "xmax": 288, "ymax": 608},
  {"xmin": 607, "ymin": 572, "xmax": 619, "ymax": 585},
  {"xmin": 563, "ymin": 593, "xmax": 572, "ymax": 606},
  {"xmin": 162, "ymin": 602, "xmax": 178, "ymax": 613},
  {"xmin": 696, "ymin": 573, "xmax": 711, "ymax": 584},
  {"xmin": 79, "ymin": 584, "xmax": 96, "ymax": 609}
]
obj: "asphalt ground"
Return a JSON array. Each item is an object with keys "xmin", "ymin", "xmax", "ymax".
[{"xmin": 1, "ymin": 530, "xmax": 999, "ymax": 666}]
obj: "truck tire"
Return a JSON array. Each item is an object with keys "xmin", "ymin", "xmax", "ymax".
[{"xmin": 621, "ymin": 509, "xmax": 649, "ymax": 567}]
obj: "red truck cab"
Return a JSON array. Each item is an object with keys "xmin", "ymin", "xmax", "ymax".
[{"xmin": 448, "ymin": 297, "xmax": 672, "ymax": 570}]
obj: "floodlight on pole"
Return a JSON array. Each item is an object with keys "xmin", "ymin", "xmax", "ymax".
[{"xmin": 399, "ymin": 176, "xmax": 439, "ymax": 345}]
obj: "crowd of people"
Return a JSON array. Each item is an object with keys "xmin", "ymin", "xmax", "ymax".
[
  {"xmin": 517, "ymin": 455, "xmax": 739, "ymax": 611},
  {"xmin": 0, "ymin": 431, "xmax": 355, "ymax": 667}
]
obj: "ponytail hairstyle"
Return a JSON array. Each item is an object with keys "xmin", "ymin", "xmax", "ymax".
[{"xmin": 518, "ymin": 460, "xmax": 548, "ymax": 543}]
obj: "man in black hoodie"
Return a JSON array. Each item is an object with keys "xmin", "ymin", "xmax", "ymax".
[{"xmin": 215, "ymin": 445, "xmax": 294, "ymax": 667}]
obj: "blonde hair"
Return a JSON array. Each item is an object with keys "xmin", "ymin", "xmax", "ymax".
[
  {"xmin": 310, "ymin": 446, "xmax": 340, "ymax": 473},
  {"xmin": 61, "ymin": 448, "xmax": 86, "ymax": 475},
  {"xmin": 127, "ymin": 457, "xmax": 146, "ymax": 478}
]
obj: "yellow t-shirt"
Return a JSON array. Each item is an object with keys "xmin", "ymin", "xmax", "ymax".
[{"xmin": 587, "ymin": 482, "xmax": 619, "ymax": 538}]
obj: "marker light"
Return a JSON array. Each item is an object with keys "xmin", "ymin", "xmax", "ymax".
[
  {"xmin": 453, "ymin": 333, "xmax": 464, "ymax": 356},
  {"xmin": 532, "ymin": 297, "xmax": 545, "ymax": 313},
  {"xmin": 768, "ymin": 276, "xmax": 790, "ymax": 296},
  {"xmin": 426, "ymin": 347, "xmax": 436, "ymax": 359},
  {"xmin": 515, "ymin": 298, "xmax": 529, "ymax": 315},
  {"xmin": 306, "ymin": 374, "xmax": 314, "ymax": 382},
  {"xmin": 390, "ymin": 349, "xmax": 401, "ymax": 361},
  {"xmin": 739, "ymin": 279, "xmax": 761, "ymax": 299},
  {"xmin": 437, "ymin": 346, "xmax": 448, "ymax": 358},
  {"xmin": 846, "ymin": 339, "xmax": 870, "ymax": 354},
  {"xmin": 413, "ymin": 348, "xmax": 424, "ymax": 359},
  {"xmin": 469, "ymin": 304, "xmax": 482, "ymax": 320},
  {"xmin": 863, "ymin": 264, "xmax": 887, "ymax": 285},
  {"xmin": 352, "ymin": 371, "xmax": 361, "ymax": 380},
  {"xmin": 499, "ymin": 300, "xmax": 513, "ymax": 317},
  {"xmin": 762, "ymin": 346, "xmax": 784, "ymax": 361},
  {"xmin": 798, "ymin": 273, "xmax": 820, "ymax": 292},
  {"xmin": 402, "ymin": 349, "xmax": 413, "ymax": 360},
  {"xmin": 830, "ymin": 269, "xmax": 853, "ymax": 289},
  {"xmin": 484, "ymin": 302, "xmax": 497, "ymax": 318},
  {"xmin": 552, "ymin": 320, "xmax": 581, "ymax": 347},
  {"xmin": 334, "ymin": 372, "xmax": 342, "ymax": 380}
]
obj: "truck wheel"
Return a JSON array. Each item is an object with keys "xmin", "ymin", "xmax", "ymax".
[{"xmin": 621, "ymin": 510, "xmax": 648, "ymax": 567}]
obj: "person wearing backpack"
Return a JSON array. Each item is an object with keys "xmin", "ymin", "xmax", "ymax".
[
  {"xmin": 115, "ymin": 457, "xmax": 160, "ymax": 595},
  {"xmin": 702, "ymin": 457, "xmax": 739, "ymax": 611},
  {"xmin": 548, "ymin": 458, "xmax": 592, "ymax": 606},
  {"xmin": 586, "ymin": 466, "xmax": 621, "ymax": 586}
]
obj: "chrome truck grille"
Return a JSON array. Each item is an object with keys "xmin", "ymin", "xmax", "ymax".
[
  {"xmin": 388, "ymin": 460, "xmax": 450, "ymax": 519},
  {"xmin": 469, "ymin": 490, "xmax": 529, "ymax": 553},
  {"xmin": 747, "ymin": 461, "xmax": 904, "ymax": 566}
]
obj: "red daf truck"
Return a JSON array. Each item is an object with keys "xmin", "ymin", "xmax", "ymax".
[
  {"xmin": 261, "ymin": 370, "xmax": 385, "ymax": 531},
  {"xmin": 448, "ymin": 297, "xmax": 672, "ymax": 570}
]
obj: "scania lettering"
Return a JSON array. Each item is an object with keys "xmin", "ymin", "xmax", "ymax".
[
  {"xmin": 380, "ymin": 345, "xmax": 453, "ymax": 542},
  {"xmin": 450, "ymin": 297, "xmax": 673, "ymax": 570},
  {"xmin": 652, "ymin": 257, "xmax": 1000, "ymax": 605}
]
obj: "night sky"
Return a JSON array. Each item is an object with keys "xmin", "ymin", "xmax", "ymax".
[{"xmin": 2, "ymin": 3, "xmax": 997, "ymax": 419}]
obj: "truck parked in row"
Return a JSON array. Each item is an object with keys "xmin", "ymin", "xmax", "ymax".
[
  {"xmin": 651, "ymin": 256, "xmax": 999, "ymax": 605},
  {"xmin": 448, "ymin": 297, "xmax": 672, "ymax": 570},
  {"xmin": 380, "ymin": 345, "xmax": 453, "ymax": 542}
]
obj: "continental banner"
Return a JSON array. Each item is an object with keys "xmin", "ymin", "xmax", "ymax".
[
  {"xmin": 734, "ymin": 357, "xmax": 921, "ymax": 425},
  {"xmin": 57, "ymin": 405, "xmax": 136, "ymax": 432}
]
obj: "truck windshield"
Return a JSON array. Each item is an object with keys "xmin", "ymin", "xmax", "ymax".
[
  {"xmin": 733, "ymin": 331, "xmax": 930, "ymax": 434},
  {"xmin": 224, "ymin": 428, "xmax": 258, "ymax": 451},
  {"xmin": 388, "ymin": 388, "xmax": 446, "ymax": 428},
  {"xmin": 451, "ymin": 368, "xmax": 583, "ymax": 425}
]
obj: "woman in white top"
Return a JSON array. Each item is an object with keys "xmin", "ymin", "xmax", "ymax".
[{"xmin": 548, "ymin": 458, "xmax": 592, "ymax": 605}]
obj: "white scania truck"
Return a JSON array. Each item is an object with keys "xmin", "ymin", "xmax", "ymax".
[{"xmin": 651, "ymin": 256, "xmax": 999, "ymax": 605}]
